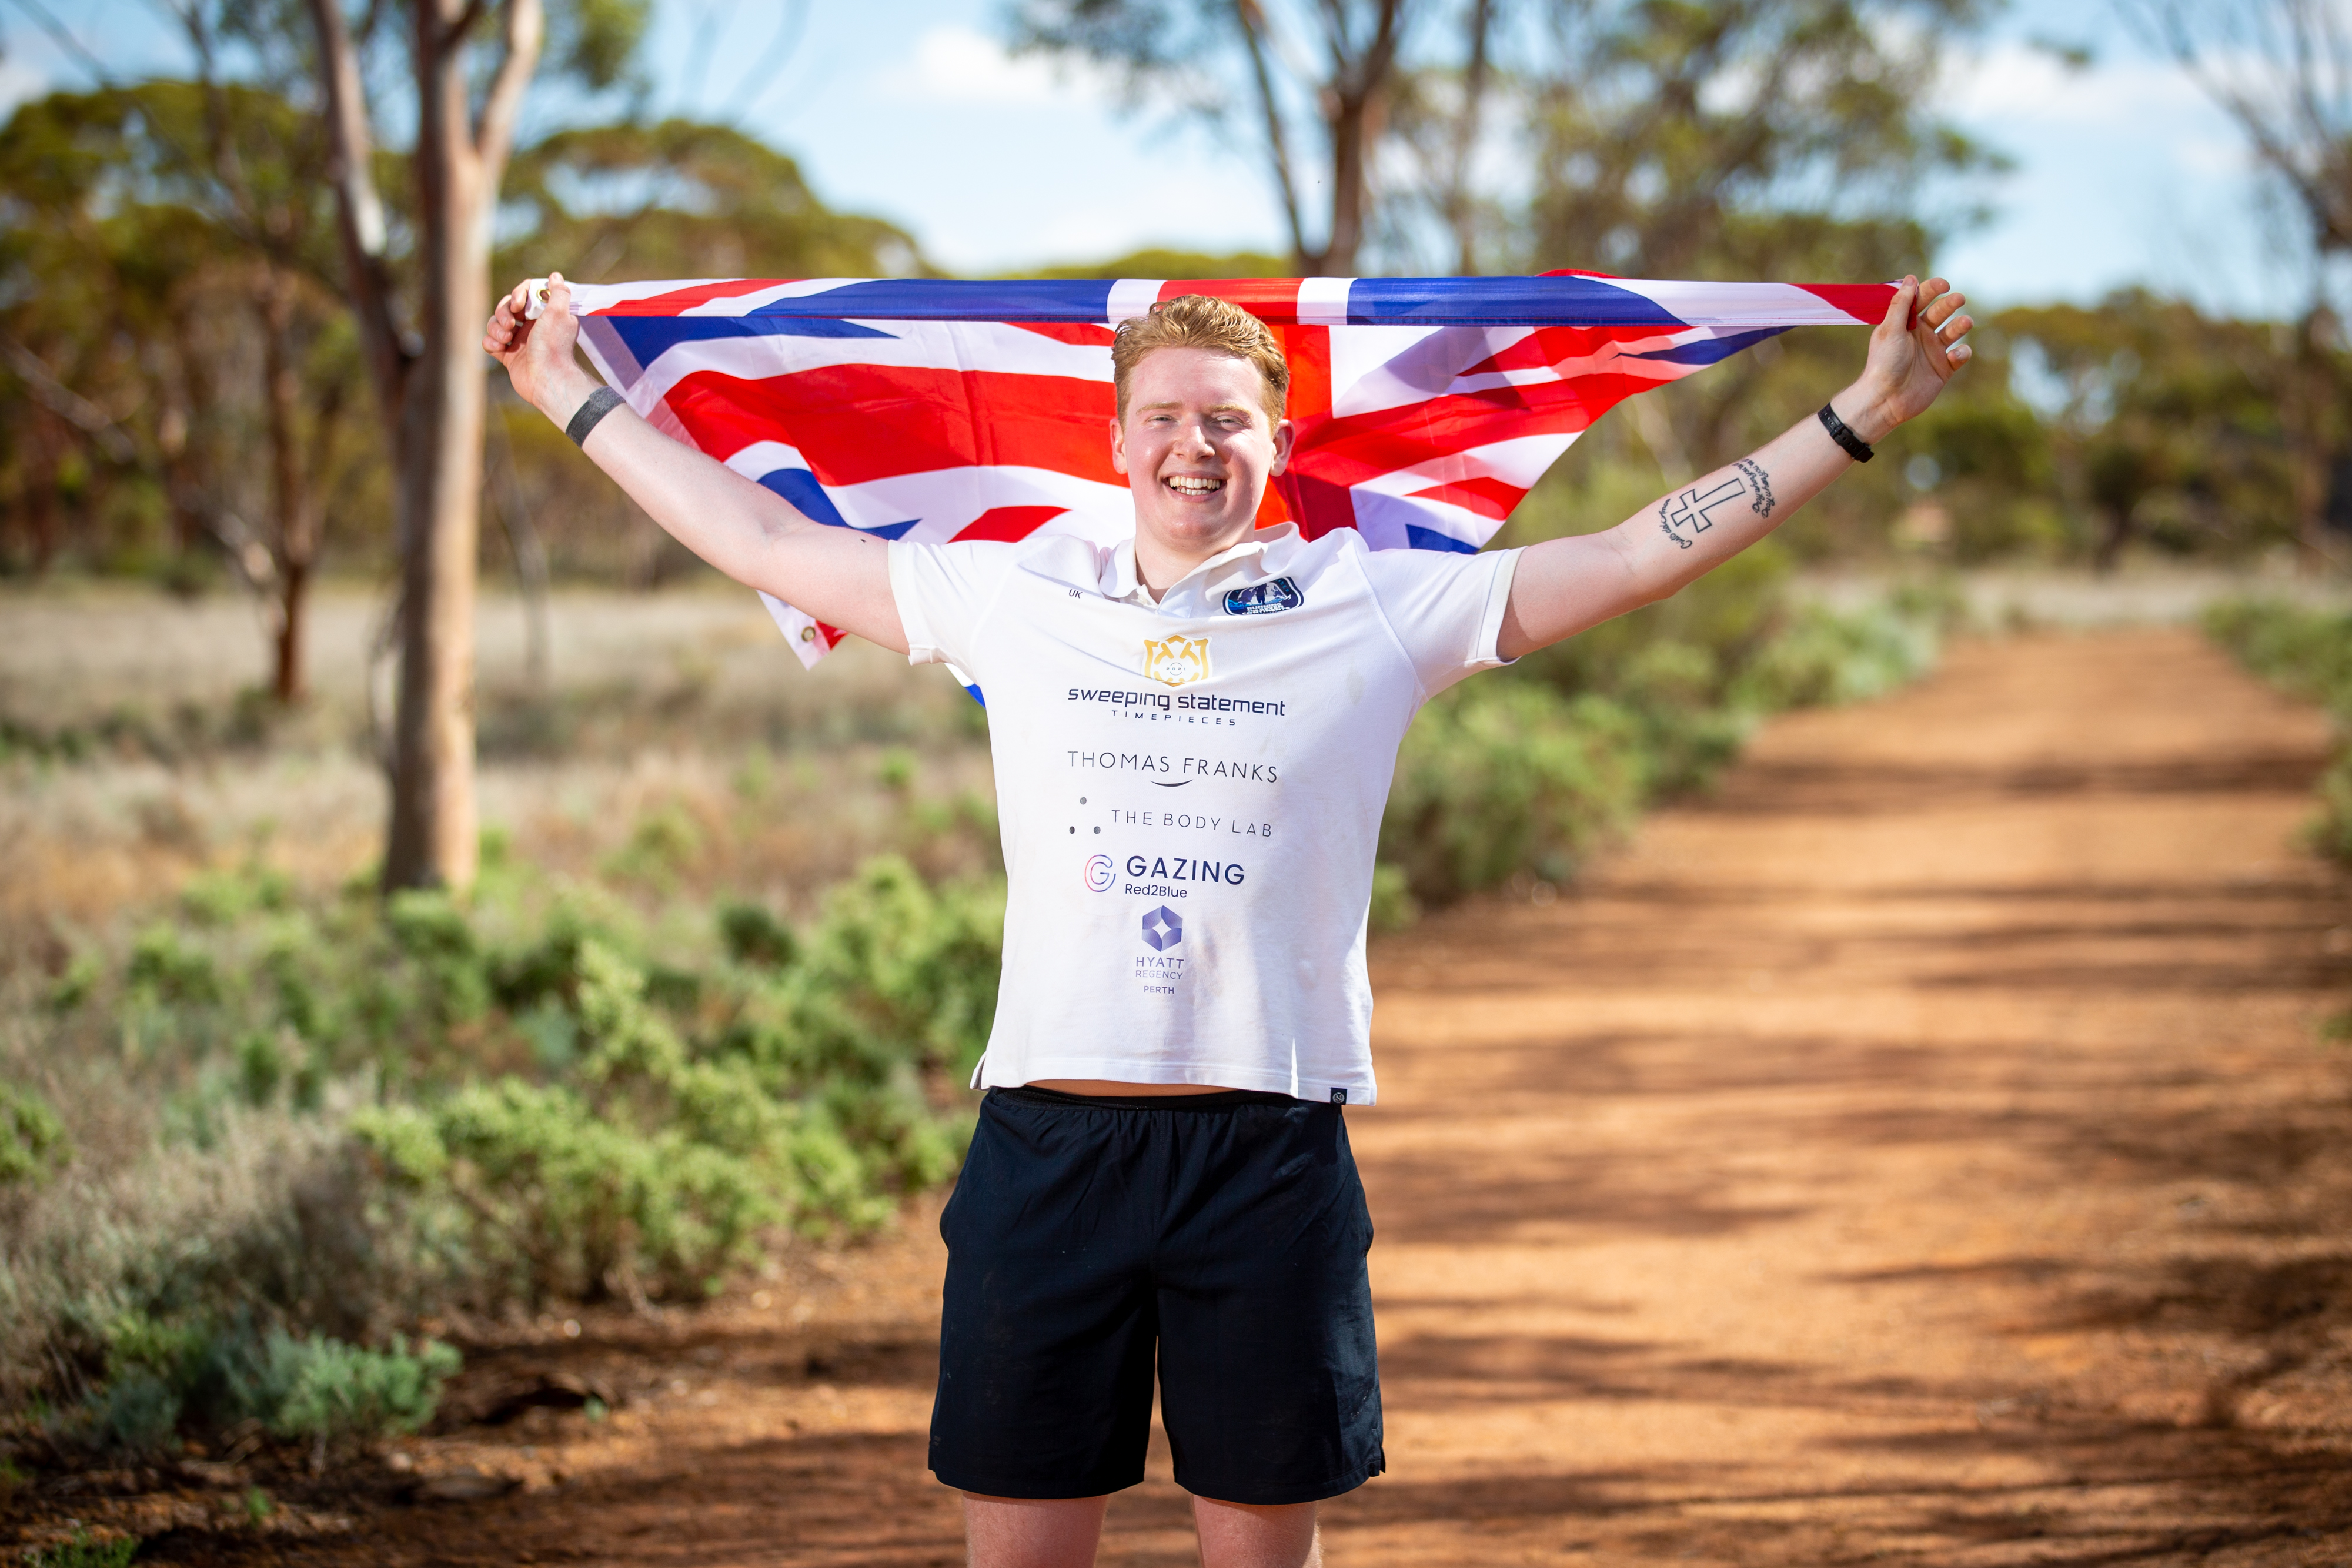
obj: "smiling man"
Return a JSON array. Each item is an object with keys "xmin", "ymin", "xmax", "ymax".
[{"xmin": 485, "ymin": 277, "xmax": 1973, "ymax": 1568}]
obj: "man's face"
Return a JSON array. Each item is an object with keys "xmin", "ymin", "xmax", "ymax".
[{"xmin": 1110, "ymin": 347, "xmax": 1294, "ymax": 559}]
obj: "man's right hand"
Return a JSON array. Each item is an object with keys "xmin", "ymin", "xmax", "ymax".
[
  {"xmin": 483, "ymin": 272, "xmax": 599, "ymax": 423},
  {"xmin": 479, "ymin": 273, "xmax": 910, "ymax": 656}
]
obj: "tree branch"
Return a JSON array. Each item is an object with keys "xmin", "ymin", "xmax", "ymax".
[
  {"xmin": 443, "ymin": 0, "xmax": 490, "ymax": 54},
  {"xmin": 1447, "ymin": 0, "xmax": 1494, "ymax": 274},
  {"xmin": 1, "ymin": 337, "xmax": 136, "ymax": 462},
  {"xmin": 1235, "ymin": 0, "xmax": 1309, "ymax": 265},
  {"xmin": 472, "ymin": 0, "xmax": 544, "ymax": 168},
  {"xmin": 304, "ymin": 0, "xmax": 408, "ymax": 422}
]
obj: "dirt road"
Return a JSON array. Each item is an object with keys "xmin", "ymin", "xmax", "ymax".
[{"xmin": 143, "ymin": 628, "xmax": 2352, "ymax": 1566}]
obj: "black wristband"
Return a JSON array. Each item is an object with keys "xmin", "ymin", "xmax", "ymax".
[
  {"xmin": 1817, "ymin": 402, "xmax": 1874, "ymax": 463},
  {"xmin": 564, "ymin": 386, "xmax": 626, "ymax": 448}
]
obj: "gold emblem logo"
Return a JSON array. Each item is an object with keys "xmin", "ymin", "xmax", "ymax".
[{"xmin": 1141, "ymin": 634, "xmax": 1212, "ymax": 687}]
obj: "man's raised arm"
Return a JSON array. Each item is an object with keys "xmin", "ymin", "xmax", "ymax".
[
  {"xmin": 482, "ymin": 274, "xmax": 908, "ymax": 654},
  {"xmin": 1498, "ymin": 275, "xmax": 1974, "ymax": 660}
]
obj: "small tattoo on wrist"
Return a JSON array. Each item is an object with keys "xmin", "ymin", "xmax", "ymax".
[{"xmin": 1735, "ymin": 457, "xmax": 1776, "ymax": 517}]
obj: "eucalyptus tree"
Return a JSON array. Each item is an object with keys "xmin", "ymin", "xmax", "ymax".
[
  {"xmin": 483, "ymin": 118, "xmax": 924, "ymax": 592},
  {"xmin": 1008, "ymin": 0, "xmax": 1433, "ymax": 275},
  {"xmin": 1524, "ymin": 0, "xmax": 1996, "ymax": 463},
  {"xmin": 0, "ymin": 79, "xmax": 356, "ymax": 699},
  {"xmin": 299, "ymin": 0, "xmax": 645, "ymax": 892},
  {"xmin": 2120, "ymin": 0, "xmax": 2352, "ymax": 567}
]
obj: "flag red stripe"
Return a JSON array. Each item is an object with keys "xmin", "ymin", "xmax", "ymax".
[
  {"xmin": 1797, "ymin": 283, "xmax": 1899, "ymax": 325},
  {"xmin": 661, "ymin": 365, "xmax": 1123, "ymax": 487},
  {"xmin": 1405, "ymin": 476, "xmax": 1525, "ymax": 520},
  {"xmin": 595, "ymin": 279, "xmax": 797, "ymax": 316},
  {"xmin": 954, "ymin": 506, "xmax": 1070, "ymax": 542}
]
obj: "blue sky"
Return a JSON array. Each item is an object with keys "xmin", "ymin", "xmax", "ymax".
[{"xmin": 0, "ymin": 1, "xmax": 2296, "ymax": 316}]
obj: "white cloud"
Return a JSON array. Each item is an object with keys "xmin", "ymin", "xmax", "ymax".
[
  {"xmin": 874, "ymin": 24, "xmax": 1116, "ymax": 109},
  {"xmin": 0, "ymin": 58, "xmax": 48, "ymax": 118},
  {"xmin": 1945, "ymin": 40, "xmax": 2209, "ymax": 125}
]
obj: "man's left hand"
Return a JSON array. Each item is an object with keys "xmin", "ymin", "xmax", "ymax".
[{"xmin": 1840, "ymin": 275, "xmax": 1973, "ymax": 444}]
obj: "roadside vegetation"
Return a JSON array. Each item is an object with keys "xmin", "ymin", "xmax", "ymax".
[
  {"xmin": 0, "ymin": 559, "xmax": 1953, "ymax": 1475},
  {"xmin": 1378, "ymin": 549, "xmax": 1953, "ymax": 922},
  {"xmin": 2207, "ymin": 598, "xmax": 2352, "ymax": 860}
]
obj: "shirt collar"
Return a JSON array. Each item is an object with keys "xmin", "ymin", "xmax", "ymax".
[{"xmin": 1104, "ymin": 522, "xmax": 1301, "ymax": 605}]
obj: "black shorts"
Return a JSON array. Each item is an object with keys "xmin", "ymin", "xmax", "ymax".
[{"xmin": 929, "ymin": 1086, "xmax": 1383, "ymax": 1506}]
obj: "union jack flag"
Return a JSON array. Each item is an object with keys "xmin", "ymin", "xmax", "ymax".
[{"xmin": 559, "ymin": 274, "xmax": 1893, "ymax": 666}]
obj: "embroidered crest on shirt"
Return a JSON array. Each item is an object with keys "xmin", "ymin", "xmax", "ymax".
[
  {"xmin": 1141, "ymin": 634, "xmax": 1212, "ymax": 687},
  {"xmin": 1223, "ymin": 577, "xmax": 1304, "ymax": 616}
]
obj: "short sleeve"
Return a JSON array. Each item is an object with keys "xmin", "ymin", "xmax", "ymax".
[
  {"xmin": 888, "ymin": 541, "xmax": 1018, "ymax": 672},
  {"xmin": 1358, "ymin": 545, "xmax": 1523, "ymax": 699}
]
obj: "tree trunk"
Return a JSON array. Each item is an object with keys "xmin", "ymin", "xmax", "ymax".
[
  {"xmin": 165, "ymin": 309, "xmax": 216, "ymax": 558},
  {"xmin": 2093, "ymin": 504, "xmax": 2133, "ymax": 574},
  {"xmin": 383, "ymin": 0, "xmax": 498, "ymax": 892},
  {"xmin": 1308, "ymin": 0, "xmax": 1406, "ymax": 275},
  {"xmin": 23, "ymin": 415, "xmax": 61, "ymax": 573},
  {"xmin": 2291, "ymin": 305, "xmax": 2336, "ymax": 575},
  {"xmin": 1446, "ymin": 0, "xmax": 1494, "ymax": 275},
  {"xmin": 1318, "ymin": 86, "xmax": 1372, "ymax": 273},
  {"xmin": 260, "ymin": 268, "xmax": 315, "ymax": 703}
]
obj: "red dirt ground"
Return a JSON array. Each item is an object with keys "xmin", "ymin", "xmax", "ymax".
[{"xmin": 22, "ymin": 627, "xmax": 2352, "ymax": 1566}]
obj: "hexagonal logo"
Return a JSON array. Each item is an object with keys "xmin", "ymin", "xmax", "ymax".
[
  {"xmin": 1140, "ymin": 904, "xmax": 1184, "ymax": 952},
  {"xmin": 1141, "ymin": 634, "xmax": 1212, "ymax": 687}
]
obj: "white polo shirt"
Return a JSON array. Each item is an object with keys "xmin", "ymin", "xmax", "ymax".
[{"xmin": 888, "ymin": 523, "xmax": 1519, "ymax": 1105}]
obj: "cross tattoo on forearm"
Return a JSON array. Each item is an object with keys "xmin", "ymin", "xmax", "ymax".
[{"xmin": 1656, "ymin": 476, "xmax": 1747, "ymax": 550}]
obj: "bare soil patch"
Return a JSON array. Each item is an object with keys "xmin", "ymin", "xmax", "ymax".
[{"xmin": 18, "ymin": 627, "xmax": 2352, "ymax": 1566}]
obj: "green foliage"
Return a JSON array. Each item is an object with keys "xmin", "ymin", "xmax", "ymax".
[
  {"xmin": 23, "ymin": 1530, "xmax": 139, "ymax": 1568},
  {"xmin": 1367, "ymin": 863, "xmax": 1418, "ymax": 935},
  {"xmin": 1379, "ymin": 567, "xmax": 1949, "ymax": 908},
  {"xmin": 545, "ymin": 0, "xmax": 652, "ymax": 91},
  {"xmin": 499, "ymin": 119, "xmax": 924, "ymax": 289},
  {"xmin": 319, "ymin": 863, "xmax": 993, "ymax": 1308},
  {"xmin": 2000, "ymin": 293, "xmax": 2300, "ymax": 562},
  {"xmin": 1529, "ymin": 0, "xmax": 1994, "ymax": 282},
  {"xmin": 125, "ymin": 926, "xmax": 222, "ymax": 1007},
  {"xmin": 0, "ymin": 79, "xmax": 365, "ymax": 581},
  {"xmin": 1729, "ymin": 597, "xmax": 1943, "ymax": 711},
  {"xmin": 250, "ymin": 1332, "xmax": 458, "ymax": 1446},
  {"xmin": 1384, "ymin": 686, "xmax": 1648, "ymax": 904},
  {"xmin": 602, "ymin": 804, "xmax": 705, "ymax": 891},
  {"xmin": 65, "ymin": 1308, "xmax": 457, "ymax": 1456},
  {"xmin": 719, "ymin": 901, "xmax": 798, "ymax": 968},
  {"xmin": 2207, "ymin": 599, "xmax": 2352, "ymax": 863},
  {"xmin": 0, "ymin": 1081, "xmax": 68, "ymax": 1186},
  {"xmin": 5, "ymin": 845, "xmax": 994, "ymax": 1455},
  {"xmin": 2207, "ymin": 599, "xmax": 2352, "ymax": 713},
  {"xmin": 1022, "ymin": 246, "xmax": 1292, "ymax": 280}
]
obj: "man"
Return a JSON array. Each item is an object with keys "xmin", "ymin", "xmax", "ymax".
[{"xmin": 485, "ymin": 271, "xmax": 1972, "ymax": 1568}]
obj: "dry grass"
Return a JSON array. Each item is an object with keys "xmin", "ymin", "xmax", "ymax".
[{"xmin": 0, "ymin": 580, "xmax": 995, "ymax": 963}]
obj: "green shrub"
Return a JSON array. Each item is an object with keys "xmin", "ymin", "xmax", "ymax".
[
  {"xmin": 2207, "ymin": 599, "xmax": 2352, "ymax": 864},
  {"xmin": 0, "ymin": 1081, "xmax": 68, "ymax": 1186},
  {"xmin": 1381, "ymin": 684, "xmax": 1648, "ymax": 905},
  {"xmin": 1729, "ymin": 600, "xmax": 1940, "ymax": 711},
  {"xmin": 6, "ymin": 844, "xmax": 999, "ymax": 1453},
  {"xmin": 250, "ymin": 1332, "xmax": 458, "ymax": 1446},
  {"xmin": 2314, "ymin": 750, "xmax": 2352, "ymax": 864},
  {"xmin": 719, "ymin": 901, "xmax": 799, "ymax": 968},
  {"xmin": 24, "ymin": 1530, "xmax": 140, "ymax": 1568},
  {"xmin": 125, "ymin": 926, "xmax": 221, "ymax": 1007},
  {"xmin": 1376, "ymin": 573, "xmax": 1949, "ymax": 908},
  {"xmin": 357, "ymin": 1076, "xmax": 777, "ymax": 1304},
  {"xmin": 1367, "ymin": 863, "xmax": 1418, "ymax": 934},
  {"xmin": 2206, "ymin": 598, "xmax": 2352, "ymax": 714},
  {"xmin": 603, "ymin": 803, "xmax": 706, "ymax": 890},
  {"xmin": 46, "ymin": 1303, "xmax": 459, "ymax": 1457}
]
